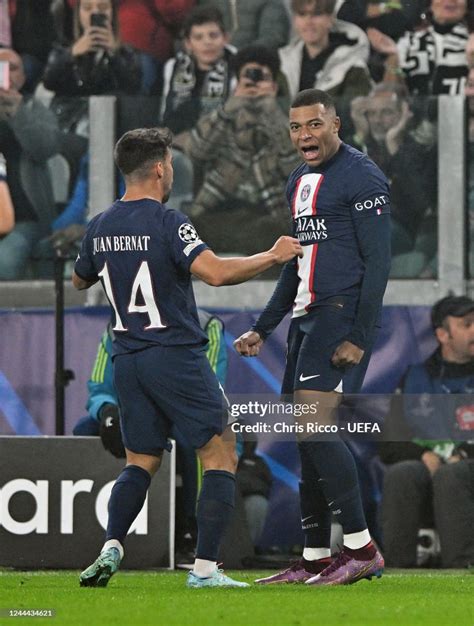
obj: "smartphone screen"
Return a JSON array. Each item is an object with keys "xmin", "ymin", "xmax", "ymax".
[
  {"xmin": 0, "ymin": 61, "xmax": 10, "ymax": 90},
  {"xmin": 90, "ymin": 13, "xmax": 107, "ymax": 28}
]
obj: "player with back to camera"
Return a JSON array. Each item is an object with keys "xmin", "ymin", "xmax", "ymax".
[
  {"xmin": 72, "ymin": 127, "xmax": 302, "ymax": 589},
  {"xmin": 234, "ymin": 89, "xmax": 391, "ymax": 586}
]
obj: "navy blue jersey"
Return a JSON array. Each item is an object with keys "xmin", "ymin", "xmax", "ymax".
[
  {"xmin": 74, "ymin": 199, "xmax": 209, "ymax": 355},
  {"xmin": 287, "ymin": 142, "xmax": 390, "ymax": 314},
  {"xmin": 253, "ymin": 143, "xmax": 391, "ymax": 350}
]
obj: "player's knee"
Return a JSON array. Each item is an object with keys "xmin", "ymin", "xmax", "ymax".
[
  {"xmin": 202, "ymin": 454, "xmax": 237, "ymax": 474},
  {"xmin": 147, "ymin": 456, "xmax": 162, "ymax": 476},
  {"xmin": 125, "ymin": 450, "xmax": 162, "ymax": 476},
  {"xmin": 198, "ymin": 443, "xmax": 238, "ymax": 474}
]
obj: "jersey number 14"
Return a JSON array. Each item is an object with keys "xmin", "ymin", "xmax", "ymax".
[{"xmin": 99, "ymin": 261, "xmax": 166, "ymax": 331}]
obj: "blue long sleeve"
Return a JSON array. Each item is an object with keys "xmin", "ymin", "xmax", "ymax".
[
  {"xmin": 252, "ymin": 258, "xmax": 299, "ymax": 339},
  {"xmin": 345, "ymin": 213, "xmax": 391, "ymax": 349}
]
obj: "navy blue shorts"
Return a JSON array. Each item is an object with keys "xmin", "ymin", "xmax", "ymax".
[
  {"xmin": 113, "ymin": 344, "xmax": 228, "ymax": 456},
  {"xmin": 281, "ymin": 302, "xmax": 377, "ymax": 395}
]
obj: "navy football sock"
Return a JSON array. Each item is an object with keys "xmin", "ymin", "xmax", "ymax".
[
  {"xmin": 299, "ymin": 451, "xmax": 331, "ymax": 549},
  {"xmin": 299, "ymin": 439, "xmax": 367, "ymax": 534},
  {"xmin": 106, "ymin": 465, "xmax": 151, "ymax": 545},
  {"xmin": 195, "ymin": 470, "xmax": 235, "ymax": 562}
]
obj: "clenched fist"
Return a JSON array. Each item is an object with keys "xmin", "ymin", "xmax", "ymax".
[
  {"xmin": 270, "ymin": 236, "xmax": 303, "ymax": 264},
  {"xmin": 234, "ymin": 330, "xmax": 263, "ymax": 357}
]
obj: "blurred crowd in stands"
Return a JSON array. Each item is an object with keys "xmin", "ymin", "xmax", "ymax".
[{"xmin": 0, "ymin": 0, "xmax": 473, "ymax": 278}]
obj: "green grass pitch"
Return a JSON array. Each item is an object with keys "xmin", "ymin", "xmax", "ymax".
[{"xmin": 1, "ymin": 569, "xmax": 473, "ymax": 626}]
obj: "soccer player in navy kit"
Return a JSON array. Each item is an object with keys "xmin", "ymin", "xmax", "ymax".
[
  {"xmin": 235, "ymin": 89, "xmax": 391, "ymax": 586},
  {"xmin": 72, "ymin": 127, "xmax": 302, "ymax": 588}
]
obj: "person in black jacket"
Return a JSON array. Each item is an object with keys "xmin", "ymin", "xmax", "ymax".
[
  {"xmin": 42, "ymin": 0, "xmax": 143, "ymax": 98},
  {"xmin": 379, "ymin": 295, "xmax": 474, "ymax": 568}
]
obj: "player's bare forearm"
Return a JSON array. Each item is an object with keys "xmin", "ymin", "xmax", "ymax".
[
  {"xmin": 72, "ymin": 271, "xmax": 98, "ymax": 290},
  {"xmin": 219, "ymin": 252, "xmax": 282, "ymax": 285},
  {"xmin": 191, "ymin": 237, "xmax": 303, "ymax": 287},
  {"xmin": 192, "ymin": 251, "xmax": 278, "ymax": 286}
]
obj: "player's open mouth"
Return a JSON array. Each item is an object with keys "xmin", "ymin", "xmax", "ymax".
[{"xmin": 301, "ymin": 145, "xmax": 320, "ymax": 160}]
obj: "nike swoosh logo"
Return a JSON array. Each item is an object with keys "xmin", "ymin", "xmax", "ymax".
[
  {"xmin": 296, "ymin": 207, "xmax": 307, "ymax": 217},
  {"xmin": 301, "ymin": 515, "xmax": 313, "ymax": 522},
  {"xmin": 299, "ymin": 374, "xmax": 321, "ymax": 382}
]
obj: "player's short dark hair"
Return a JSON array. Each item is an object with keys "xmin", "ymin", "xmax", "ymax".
[
  {"xmin": 183, "ymin": 6, "xmax": 226, "ymax": 38},
  {"xmin": 114, "ymin": 127, "xmax": 173, "ymax": 180},
  {"xmin": 291, "ymin": 89, "xmax": 337, "ymax": 112},
  {"xmin": 233, "ymin": 45, "xmax": 280, "ymax": 81},
  {"xmin": 291, "ymin": 0, "xmax": 337, "ymax": 16}
]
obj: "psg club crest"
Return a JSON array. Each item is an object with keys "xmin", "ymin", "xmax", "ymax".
[
  {"xmin": 300, "ymin": 184, "xmax": 311, "ymax": 202},
  {"xmin": 178, "ymin": 223, "xmax": 199, "ymax": 243}
]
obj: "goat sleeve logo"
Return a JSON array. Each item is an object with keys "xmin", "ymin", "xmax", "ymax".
[
  {"xmin": 354, "ymin": 195, "xmax": 388, "ymax": 212},
  {"xmin": 300, "ymin": 184, "xmax": 311, "ymax": 202}
]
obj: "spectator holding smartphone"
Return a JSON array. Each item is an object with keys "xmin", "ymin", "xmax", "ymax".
[
  {"xmin": 65, "ymin": 0, "xmax": 194, "ymax": 64},
  {"xmin": 41, "ymin": 0, "xmax": 146, "ymax": 208},
  {"xmin": 42, "ymin": 0, "xmax": 143, "ymax": 97}
]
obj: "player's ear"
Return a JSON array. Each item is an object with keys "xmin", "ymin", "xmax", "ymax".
[
  {"xmin": 333, "ymin": 116, "xmax": 341, "ymax": 133},
  {"xmin": 156, "ymin": 161, "xmax": 164, "ymax": 179}
]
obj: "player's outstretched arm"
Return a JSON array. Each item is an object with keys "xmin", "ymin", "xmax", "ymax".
[
  {"xmin": 190, "ymin": 236, "xmax": 303, "ymax": 287},
  {"xmin": 72, "ymin": 270, "xmax": 98, "ymax": 290}
]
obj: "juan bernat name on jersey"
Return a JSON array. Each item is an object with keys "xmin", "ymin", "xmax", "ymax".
[
  {"xmin": 93, "ymin": 235, "xmax": 151, "ymax": 254},
  {"xmin": 295, "ymin": 216, "xmax": 328, "ymax": 242}
]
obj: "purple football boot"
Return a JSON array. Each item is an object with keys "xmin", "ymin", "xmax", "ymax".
[
  {"xmin": 255, "ymin": 558, "xmax": 332, "ymax": 585},
  {"xmin": 306, "ymin": 548, "xmax": 384, "ymax": 586}
]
